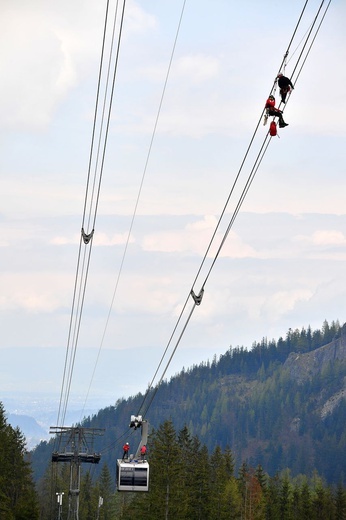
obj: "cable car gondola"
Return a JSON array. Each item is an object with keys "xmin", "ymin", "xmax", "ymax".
[
  {"xmin": 116, "ymin": 415, "xmax": 149, "ymax": 492},
  {"xmin": 116, "ymin": 458, "xmax": 149, "ymax": 491}
]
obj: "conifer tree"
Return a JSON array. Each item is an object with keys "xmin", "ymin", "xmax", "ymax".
[
  {"xmin": 208, "ymin": 446, "xmax": 239, "ymax": 519},
  {"xmin": 335, "ymin": 482, "xmax": 346, "ymax": 520},
  {"xmin": 79, "ymin": 470, "xmax": 96, "ymax": 520},
  {"xmin": 311, "ymin": 473, "xmax": 335, "ymax": 520},
  {"xmin": 98, "ymin": 462, "xmax": 116, "ymax": 519},
  {"xmin": 0, "ymin": 402, "xmax": 39, "ymax": 519},
  {"xmin": 265, "ymin": 474, "xmax": 281, "ymax": 520},
  {"xmin": 192, "ymin": 443, "xmax": 211, "ymax": 520},
  {"xmin": 279, "ymin": 472, "xmax": 292, "ymax": 520},
  {"xmin": 299, "ymin": 479, "xmax": 312, "ymax": 519},
  {"xmin": 176, "ymin": 425, "xmax": 194, "ymax": 518},
  {"xmin": 36, "ymin": 463, "xmax": 55, "ymax": 520},
  {"xmin": 146, "ymin": 419, "xmax": 182, "ymax": 519}
]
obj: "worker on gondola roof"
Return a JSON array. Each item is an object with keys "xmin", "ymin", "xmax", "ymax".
[
  {"xmin": 140, "ymin": 445, "xmax": 147, "ymax": 460},
  {"xmin": 122, "ymin": 442, "xmax": 130, "ymax": 460}
]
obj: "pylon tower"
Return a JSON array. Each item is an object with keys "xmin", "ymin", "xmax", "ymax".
[{"xmin": 50, "ymin": 426, "xmax": 104, "ymax": 520}]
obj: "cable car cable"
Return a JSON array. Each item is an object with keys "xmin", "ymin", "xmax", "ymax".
[
  {"xmin": 289, "ymin": 0, "xmax": 329, "ymax": 82},
  {"xmin": 55, "ymin": 0, "xmax": 127, "ymax": 434},
  {"xmin": 55, "ymin": 0, "xmax": 112, "ymax": 435},
  {"xmin": 78, "ymin": 0, "xmax": 188, "ymax": 421},
  {"xmin": 80, "ymin": 0, "xmax": 313, "ymax": 432},
  {"xmin": 292, "ymin": 0, "xmax": 332, "ymax": 86},
  {"xmin": 134, "ymin": 0, "xmax": 331, "ymax": 420},
  {"xmin": 139, "ymin": 132, "xmax": 273, "ymax": 420}
]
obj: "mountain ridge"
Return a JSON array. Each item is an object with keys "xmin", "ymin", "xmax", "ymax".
[{"xmin": 31, "ymin": 320, "xmax": 346, "ymax": 485}]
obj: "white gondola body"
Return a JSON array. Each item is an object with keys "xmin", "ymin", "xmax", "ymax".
[{"xmin": 116, "ymin": 459, "xmax": 149, "ymax": 492}]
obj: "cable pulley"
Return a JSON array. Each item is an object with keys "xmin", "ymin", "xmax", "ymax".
[
  {"xmin": 81, "ymin": 228, "xmax": 94, "ymax": 244},
  {"xmin": 190, "ymin": 288, "xmax": 204, "ymax": 306}
]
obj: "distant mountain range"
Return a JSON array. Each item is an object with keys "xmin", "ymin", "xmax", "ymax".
[
  {"xmin": 5, "ymin": 403, "xmax": 101, "ymax": 450},
  {"xmin": 7, "ymin": 413, "xmax": 49, "ymax": 450}
]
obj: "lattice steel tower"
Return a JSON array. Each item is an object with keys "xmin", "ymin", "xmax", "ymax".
[{"xmin": 50, "ymin": 426, "xmax": 104, "ymax": 520}]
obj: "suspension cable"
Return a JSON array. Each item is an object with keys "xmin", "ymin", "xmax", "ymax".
[
  {"xmin": 55, "ymin": 0, "xmax": 127, "ymax": 434},
  {"xmin": 135, "ymin": 0, "xmax": 332, "ymax": 420},
  {"xmin": 79, "ymin": 0, "xmax": 188, "ymax": 421}
]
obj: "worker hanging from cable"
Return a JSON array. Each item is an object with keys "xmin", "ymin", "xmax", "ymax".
[
  {"xmin": 265, "ymin": 95, "xmax": 289, "ymax": 128},
  {"xmin": 276, "ymin": 73, "xmax": 294, "ymax": 104}
]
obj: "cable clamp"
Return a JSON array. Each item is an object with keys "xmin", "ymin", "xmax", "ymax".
[
  {"xmin": 82, "ymin": 228, "xmax": 94, "ymax": 244},
  {"xmin": 129, "ymin": 415, "xmax": 143, "ymax": 430},
  {"xmin": 190, "ymin": 288, "xmax": 204, "ymax": 305}
]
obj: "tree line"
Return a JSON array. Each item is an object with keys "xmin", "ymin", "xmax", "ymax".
[
  {"xmin": 36, "ymin": 419, "xmax": 346, "ymax": 519},
  {"xmin": 2, "ymin": 398, "xmax": 346, "ymax": 519}
]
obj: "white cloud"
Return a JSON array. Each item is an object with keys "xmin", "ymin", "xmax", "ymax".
[
  {"xmin": 124, "ymin": 1, "xmax": 157, "ymax": 34},
  {"xmin": 0, "ymin": 273, "xmax": 71, "ymax": 313},
  {"xmin": 260, "ymin": 289, "xmax": 314, "ymax": 321},
  {"xmin": 93, "ymin": 232, "xmax": 135, "ymax": 246},
  {"xmin": 0, "ymin": 7, "xmax": 78, "ymax": 129},
  {"xmin": 141, "ymin": 215, "xmax": 257, "ymax": 258},
  {"xmin": 310, "ymin": 230, "xmax": 346, "ymax": 246},
  {"xmin": 0, "ymin": 1, "xmax": 157, "ymax": 130},
  {"xmin": 51, "ymin": 235, "xmax": 80, "ymax": 246}
]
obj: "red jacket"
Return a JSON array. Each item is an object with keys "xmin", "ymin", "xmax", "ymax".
[
  {"xmin": 265, "ymin": 97, "xmax": 275, "ymax": 109},
  {"xmin": 123, "ymin": 444, "xmax": 129, "ymax": 452}
]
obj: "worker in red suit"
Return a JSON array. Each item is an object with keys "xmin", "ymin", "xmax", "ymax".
[
  {"xmin": 122, "ymin": 442, "xmax": 130, "ymax": 460},
  {"xmin": 265, "ymin": 95, "xmax": 288, "ymax": 128},
  {"xmin": 140, "ymin": 445, "xmax": 147, "ymax": 461}
]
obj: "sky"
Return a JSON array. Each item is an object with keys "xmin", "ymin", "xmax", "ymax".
[{"xmin": 1, "ymin": 0, "xmax": 346, "ymax": 422}]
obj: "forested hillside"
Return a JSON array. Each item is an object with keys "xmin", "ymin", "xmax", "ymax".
[
  {"xmin": 32, "ymin": 319, "xmax": 346, "ymax": 486},
  {"xmin": 35, "ymin": 420, "xmax": 346, "ymax": 519}
]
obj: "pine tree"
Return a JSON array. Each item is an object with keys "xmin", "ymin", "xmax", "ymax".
[
  {"xmin": 311, "ymin": 473, "xmax": 335, "ymax": 520},
  {"xmin": 0, "ymin": 402, "xmax": 39, "ymax": 519},
  {"xmin": 146, "ymin": 419, "xmax": 182, "ymax": 519},
  {"xmin": 299, "ymin": 479, "xmax": 312, "ymax": 519},
  {"xmin": 98, "ymin": 462, "xmax": 116, "ymax": 519},
  {"xmin": 176, "ymin": 426, "xmax": 210, "ymax": 520},
  {"xmin": 176, "ymin": 425, "xmax": 194, "ymax": 518},
  {"xmin": 265, "ymin": 474, "xmax": 281, "ymax": 520},
  {"xmin": 335, "ymin": 482, "xmax": 346, "ymax": 520},
  {"xmin": 222, "ymin": 477, "xmax": 242, "ymax": 520},
  {"xmin": 79, "ymin": 470, "xmax": 96, "ymax": 520},
  {"xmin": 279, "ymin": 472, "xmax": 292, "ymax": 520},
  {"xmin": 207, "ymin": 446, "xmax": 238, "ymax": 520},
  {"xmin": 193, "ymin": 443, "xmax": 211, "ymax": 520},
  {"xmin": 36, "ymin": 463, "xmax": 56, "ymax": 520},
  {"xmin": 0, "ymin": 402, "xmax": 38, "ymax": 520}
]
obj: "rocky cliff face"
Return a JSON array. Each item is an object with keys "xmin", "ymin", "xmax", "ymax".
[
  {"xmin": 284, "ymin": 336, "xmax": 346, "ymax": 384},
  {"xmin": 284, "ymin": 336, "xmax": 346, "ymax": 419}
]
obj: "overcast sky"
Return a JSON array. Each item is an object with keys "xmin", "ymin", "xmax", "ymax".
[{"xmin": 1, "ymin": 0, "xmax": 346, "ymax": 417}]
